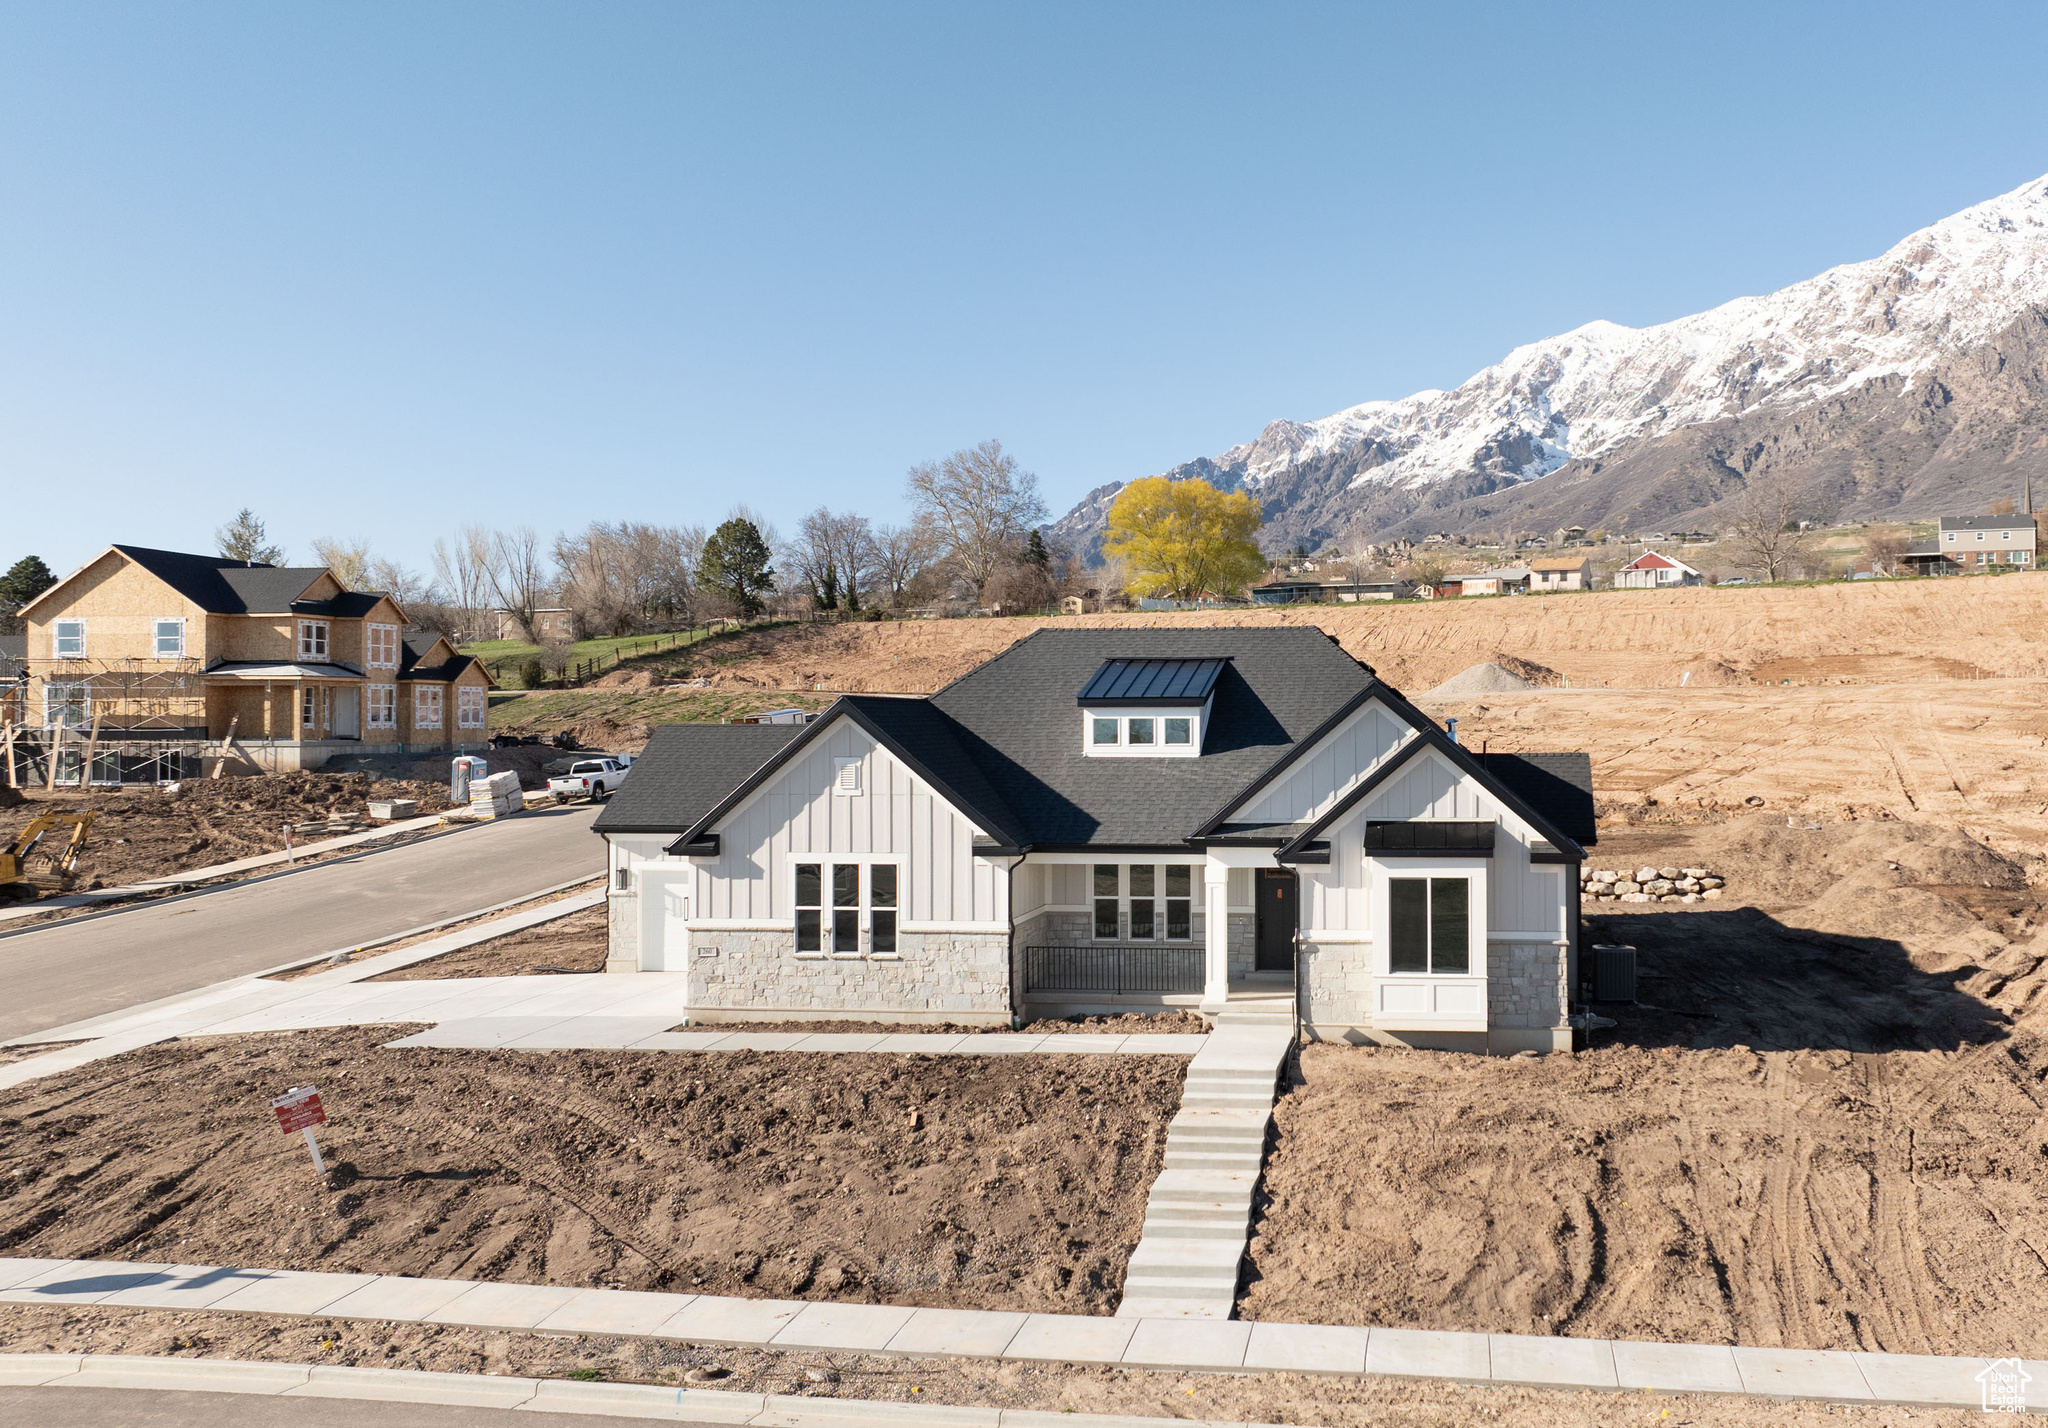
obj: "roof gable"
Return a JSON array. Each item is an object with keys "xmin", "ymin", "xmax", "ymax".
[{"xmin": 593, "ymin": 723, "xmax": 807, "ymax": 835}]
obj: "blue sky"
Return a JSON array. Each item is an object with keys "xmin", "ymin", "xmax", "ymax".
[{"xmin": 5, "ymin": 1, "xmax": 2047, "ymax": 579}]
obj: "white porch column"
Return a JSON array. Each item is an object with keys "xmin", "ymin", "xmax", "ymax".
[{"xmin": 1202, "ymin": 861, "xmax": 1231, "ymax": 1009}]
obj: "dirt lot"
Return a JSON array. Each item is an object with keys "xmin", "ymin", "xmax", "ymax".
[
  {"xmin": 0, "ymin": 1304, "xmax": 1981, "ymax": 1428},
  {"xmin": 0, "ymin": 1027, "xmax": 1179, "ymax": 1316},
  {"xmin": 1242, "ymin": 809, "xmax": 2048, "ymax": 1357},
  {"xmin": 0, "ymin": 772, "xmax": 451, "ymax": 892},
  {"xmin": 365, "ymin": 904, "xmax": 610, "ymax": 980}
]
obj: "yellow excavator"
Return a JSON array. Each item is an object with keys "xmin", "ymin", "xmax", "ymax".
[{"xmin": 0, "ymin": 810, "xmax": 96, "ymax": 901}]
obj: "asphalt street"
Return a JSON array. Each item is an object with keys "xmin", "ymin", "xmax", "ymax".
[
  {"xmin": 0, "ymin": 803, "xmax": 605, "ymax": 1041},
  {"xmin": 0, "ymin": 1384, "xmax": 739, "ymax": 1426}
]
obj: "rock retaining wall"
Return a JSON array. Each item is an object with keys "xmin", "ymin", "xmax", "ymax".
[{"xmin": 1581, "ymin": 864, "xmax": 1727, "ymax": 905}]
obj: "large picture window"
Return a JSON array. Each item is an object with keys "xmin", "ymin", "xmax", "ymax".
[
  {"xmin": 1093, "ymin": 862, "xmax": 1196, "ymax": 941},
  {"xmin": 795, "ymin": 861, "xmax": 898, "ymax": 955},
  {"xmin": 43, "ymin": 683, "xmax": 89, "ymax": 730},
  {"xmin": 1388, "ymin": 876, "xmax": 1470, "ymax": 974}
]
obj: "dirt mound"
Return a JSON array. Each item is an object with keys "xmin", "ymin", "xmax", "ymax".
[
  {"xmin": 1423, "ymin": 661, "xmax": 1542, "ymax": 697},
  {"xmin": 570, "ymin": 716, "xmax": 652, "ymax": 752},
  {"xmin": 591, "ymin": 667, "xmax": 658, "ymax": 690},
  {"xmin": 0, "ymin": 1026, "xmax": 1180, "ymax": 1316},
  {"xmin": 0, "ymin": 783, "xmax": 22, "ymax": 810},
  {"xmin": 1678, "ymin": 659, "xmax": 1750, "ymax": 686}
]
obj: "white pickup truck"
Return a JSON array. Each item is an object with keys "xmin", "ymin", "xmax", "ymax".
[{"xmin": 546, "ymin": 756, "xmax": 632, "ymax": 802}]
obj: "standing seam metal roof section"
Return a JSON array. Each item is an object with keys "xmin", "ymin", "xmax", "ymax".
[{"xmin": 1076, "ymin": 657, "xmax": 1227, "ymax": 705}]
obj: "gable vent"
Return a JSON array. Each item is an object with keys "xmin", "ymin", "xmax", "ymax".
[{"xmin": 833, "ymin": 757, "xmax": 863, "ymax": 796}]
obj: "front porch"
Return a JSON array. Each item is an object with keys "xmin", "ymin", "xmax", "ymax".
[{"xmin": 1019, "ymin": 937, "xmax": 1294, "ymax": 1022}]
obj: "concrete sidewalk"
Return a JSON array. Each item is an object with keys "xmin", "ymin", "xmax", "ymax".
[{"xmin": 0, "ymin": 1257, "xmax": 2032, "ymax": 1412}]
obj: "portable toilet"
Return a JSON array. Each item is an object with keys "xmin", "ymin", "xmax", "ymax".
[{"xmin": 451, "ymin": 755, "xmax": 488, "ymax": 805}]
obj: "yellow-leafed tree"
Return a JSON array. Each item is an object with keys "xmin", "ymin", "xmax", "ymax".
[{"xmin": 1103, "ymin": 476, "xmax": 1266, "ymax": 602}]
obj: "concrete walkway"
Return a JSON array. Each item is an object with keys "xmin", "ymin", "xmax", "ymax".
[
  {"xmin": 0, "ymin": 1258, "xmax": 2030, "ymax": 1411},
  {"xmin": 0, "ymin": 1354, "xmax": 1311, "ymax": 1428},
  {"xmin": 1117, "ymin": 997, "xmax": 1293, "ymax": 1320}
]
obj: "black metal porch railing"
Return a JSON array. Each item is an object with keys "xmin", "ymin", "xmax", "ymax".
[{"xmin": 1024, "ymin": 945, "xmax": 1204, "ymax": 995}]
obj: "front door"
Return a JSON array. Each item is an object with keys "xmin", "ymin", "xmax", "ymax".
[
  {"xmin": 1255, "ymin": 868, "xmax": 1297, "ymax": 971},
  {"xmin": 331, "ymin": 688, "xmax": 359, "ymax": 738}
]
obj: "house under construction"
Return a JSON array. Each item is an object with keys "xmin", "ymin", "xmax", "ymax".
[{"xmin": 4, "ymin": 545, "xmax": 494, "ymax": 787}]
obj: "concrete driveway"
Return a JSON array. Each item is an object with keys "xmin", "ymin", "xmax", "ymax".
[{"xmin": 0, "ymin": 804, "xmax": 605, "ymax": 1042}]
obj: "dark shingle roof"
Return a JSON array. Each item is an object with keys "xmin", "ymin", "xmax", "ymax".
[
  {"xmin": 104, "ymin": 546, "xmax": 330, "ymax": 613},
  {"xmin": 1938, "ymin": 515, "xmax": 2037, "ymax": 532},
  {"xmin": 929, "ymin": 628, "xmax": 1375, "ymax": 847},
  {"xmin": 399, "ymin": 633, "xmax": 479, "ymax": 683},
  {"xmin": 594, "ymin": 724, "xmax": 807, "ymax": 834},
  {"xmin": 1476, "ymin": 752, "xmax": 1596, "ymax": 847},
  {"xmin": 1076, "ymin": 657, "xmax": 1227, "ymax": 706}
]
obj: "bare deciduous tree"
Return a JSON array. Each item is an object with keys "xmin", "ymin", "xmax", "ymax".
[
  {"xmin": 432, "ymin": 528, "xmax": 496, "ymax": 643},
  {"xmin": 871, "ymin": 525, "xmax": 932, "ymax": 608},
  {"xmin": 904, "ymin": 440, "xmax": 1048, "ymax": 599},
  {"xmin": 783, "ymin": 508, "xmax": 878, "ymax": 612},
  {"xmin": 1724, "ymin": 479, "xmax": 1810, "ymax": 583},
  {"xmin": 1864, "ymin": 527, "xmax": 1911, "ymax": 577},
  {"xmin": 555, "ymin": 522, "xmax": 705, "ymax": 635},
  {"xmin": 310, "ymin": 537, "xmax": 372, "ymax": 590},
  {"xmin": 478, "ymin": 526, "xmax": 552, "ymax": 641}
]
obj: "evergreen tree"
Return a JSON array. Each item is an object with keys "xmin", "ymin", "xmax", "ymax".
[
  {"xmin": 698, "ymin": 518, "xmax": 776, "ymax": 616},
  {"xmin": 1025, "ymin": 529, "xmax": 1051, "ymax": 569},
  {"xmin": 217, "ymin": 508, "xmax": 285, "ymax": 564},
  {"xmin": 0, "ymin": 554, "xmax": 57, "ymax": 612}
]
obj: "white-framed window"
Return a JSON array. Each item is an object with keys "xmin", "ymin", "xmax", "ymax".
[
  {"xmin": 366, "ymin": 622, "xmax": 399, "ymax": 668},
  {"xmin": 1387, "ymin": 875, "xmax": 1471, "ymax": 974},
  {"xmin": 298, "ymin": 620, "xmax": 330, "ymax": 660},
  {"xmin": 1092, "ymin": 717, "xmax": 1118, "ymax": 745},
  {"xmin": 366, "ymin": 684, "xmax": 397, "ymax": 729},
  {"xmin": 153, "ymin": 618, "xmax": 185, "ymax": 659},
  {"xmin": 1084, "ymin": 709, "xmax": 1203, "ymax": 758},
  {"xmin": 413, "ymin": 685, "xmax": 443, "ymax": 729},
  {"xmin": 302, "ymin": 688, "xmax": 317, "ymax": 730},
  {"xmin": 43, "ymin": 682, "xmax": 89, "ymax": 730},
  {"xmin": 1092, "ymin": 862, "xmax": 1195, "ymax": 941},
  {"xmin": 53, "ymin": 619, "xmax": 85, "ymax": 659},
  {"xmin": 456, "ymin": 685, "xmax": 486, "ymax": 729},
  {"xmin": 794, "ymin": 860, "xmax": 898, "ymax": 955},
  {"xmin": 1946, "ymin": 533, "xmax": 1956, "ymax": 543}
]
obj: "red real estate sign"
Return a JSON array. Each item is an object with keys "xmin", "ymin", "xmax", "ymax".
[{"xmin": 272, "ymin": 1087, "xmax": 326, "ymax": 1135}]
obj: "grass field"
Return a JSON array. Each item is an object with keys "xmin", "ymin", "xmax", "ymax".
[{"xmin": 486, "ymin": 686, "xmax": 829, "ymax": 734}]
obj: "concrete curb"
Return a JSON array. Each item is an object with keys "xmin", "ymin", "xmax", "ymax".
[
  {"xmin": 1, "ymin": 1258, "xmax": 2039, "ymax": 1411},
  {"xmin": 0, "ymin": 1352, "xmax": 1307, "ymax": 1426}
]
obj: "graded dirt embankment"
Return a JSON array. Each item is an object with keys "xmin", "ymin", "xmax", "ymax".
[
  {"xmin": 677, "ymin": 572, "xmax": 2048, "ymax": 694},
  {"xmin": 0, "ymin": 1028, "xmax": 1179, "ymax": 1316}
]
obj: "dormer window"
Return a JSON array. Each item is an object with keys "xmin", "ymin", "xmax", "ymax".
[{"xmin": 1078, "ymin": 656, "xmax": 1222, "ymax": 759}]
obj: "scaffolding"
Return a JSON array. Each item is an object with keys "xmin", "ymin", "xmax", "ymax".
[{"xmin": 4, "ymin": 657, "xmax": 214, "ymax": 788}]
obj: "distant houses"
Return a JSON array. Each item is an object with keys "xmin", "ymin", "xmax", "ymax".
[
  {"xmin": 1901, "ymin": 515, "xmax": 2040, "ymax": 574},
  {"xmin": 1614, "ymin": 551, "xmax": 1703, "ymax": 588}
]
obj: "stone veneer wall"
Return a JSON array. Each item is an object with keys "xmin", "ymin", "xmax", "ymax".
[
  {"xmin": 606, "ymin": 891, "xmax": 640, "ymax": 973},
  {"xmin": 1228, "ymin": 913, "xmax": 1254, "ymax": 980},
  {"xmin": 684, "ymin": 928, "xmax": 1012, "ymax": 1024},
  {"xmin": 1299, "ymin": 938, "xmax": 1371, "ymax": 1027},
  {"xmin": 1487, "ymin": 940, "xmax": 1568, "ymax": 1030}
]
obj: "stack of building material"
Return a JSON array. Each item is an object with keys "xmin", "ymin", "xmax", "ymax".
[
  {"xmin": 367, "ymin": 797, "xmax": 419, "ymax": 821},
  {"xmin": 469, "ymin": 771, "xmax": 525, "ymax": 820}
]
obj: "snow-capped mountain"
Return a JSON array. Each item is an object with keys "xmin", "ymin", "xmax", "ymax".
[{"xmin": 1049, "ymin": 173, "xmax": 2048, "ymax": 557}]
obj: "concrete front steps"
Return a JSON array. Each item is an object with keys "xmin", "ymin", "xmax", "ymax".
[{"xmin": 1117, "ymin": 998, "xmax": 1295, "ymax": 1320}]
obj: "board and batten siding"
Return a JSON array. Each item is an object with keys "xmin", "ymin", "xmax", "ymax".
[
  {"xmin": 1301, "ymin": 746, "xmax": 1567, "ymax": 940},
  {"xmin": 689, "ymin": 720, "xmax": 1005, "ymax": 926},
  {"xmin": 1236, "ymin": 701, "xmax": 1413, "ymax": 826}
]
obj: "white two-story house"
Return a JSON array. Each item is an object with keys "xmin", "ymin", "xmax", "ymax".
[{"xmin": 593, "ymin": 628, "xmax": 1595, "ymax": 1053}]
